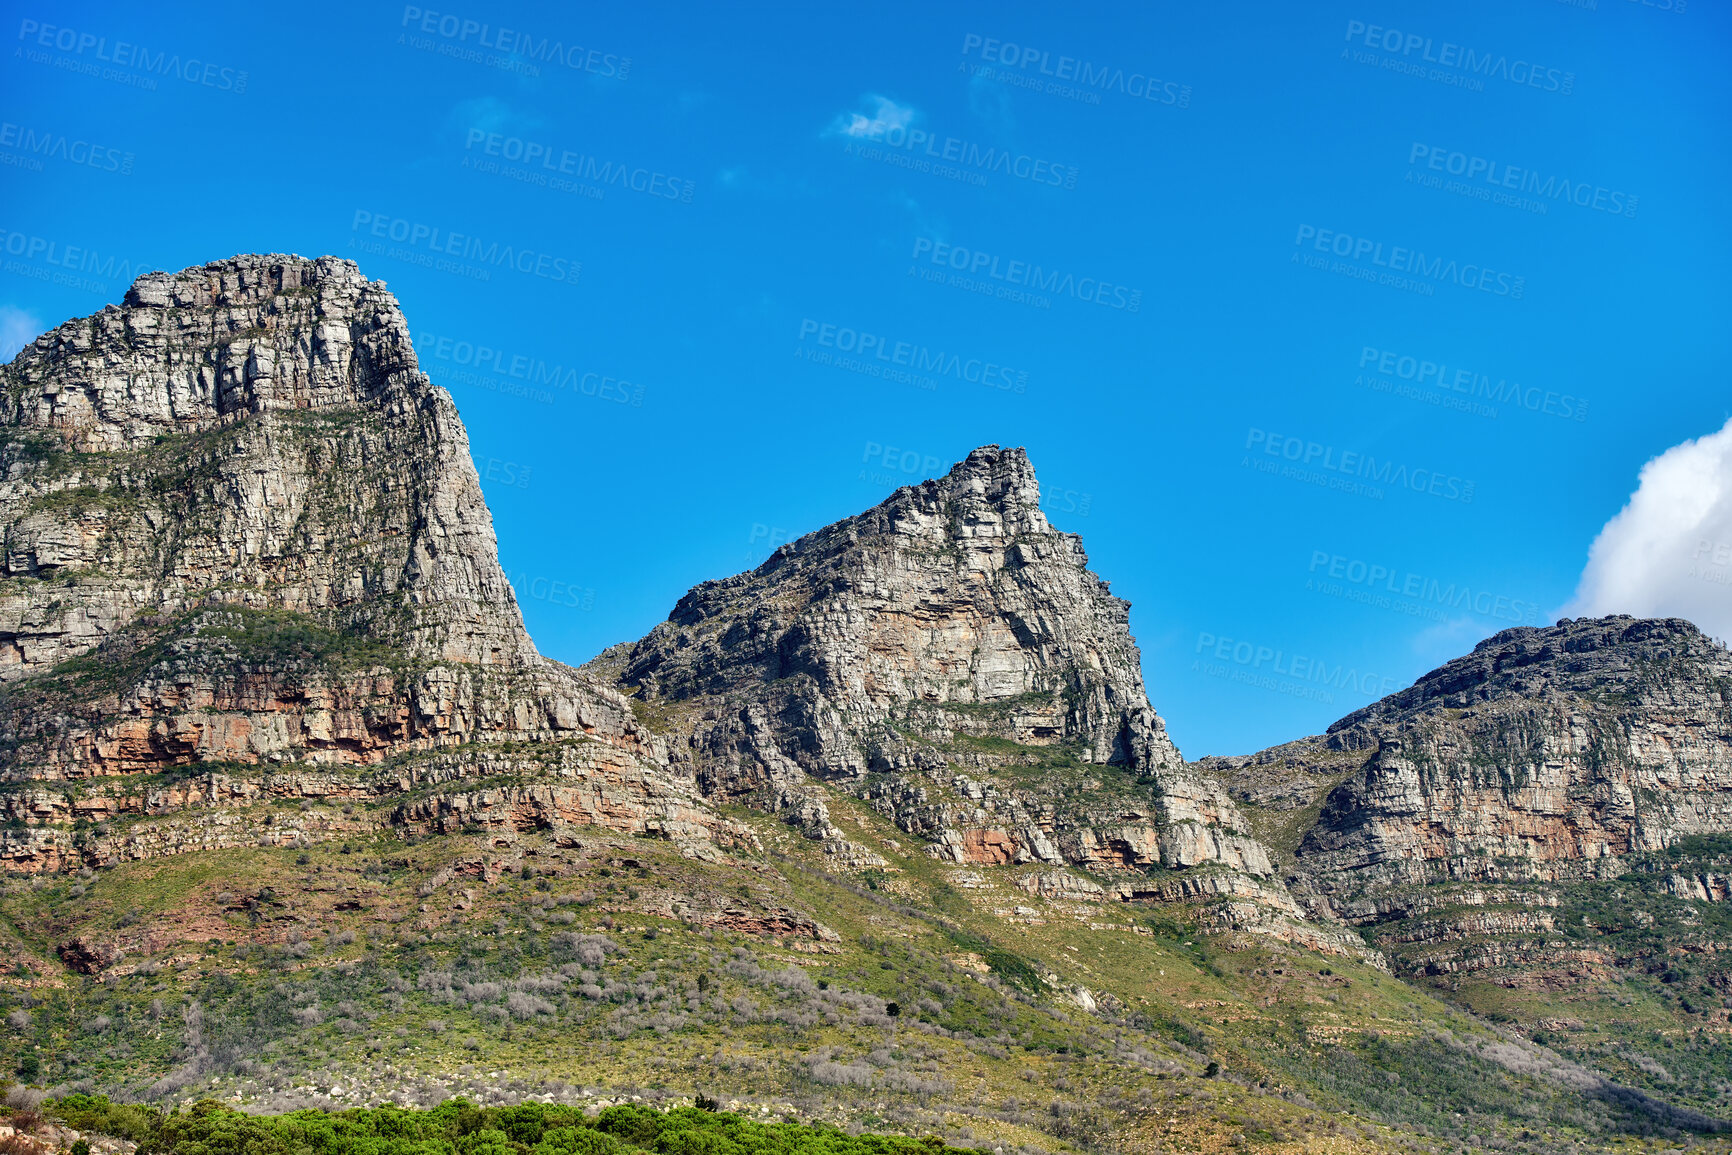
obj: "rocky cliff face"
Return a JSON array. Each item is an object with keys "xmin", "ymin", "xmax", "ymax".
[
  {"xmin": 1295, "ymin": 616, "xmax": 1732, "ymax": 898},
  {"xmin": 588, "ymin": 447, "xmax": 1348, "ymax": 945},
  {"xmin": 1220, "ymin": 616, "xmax": 1732, "ymax": 987},
  {"xmin": 0, "ymin": 254, "xmax": 525, "ymax": 671},
  {"xmin": 0, "ymin": 255, "xmax": 737, "ymax": 870}
]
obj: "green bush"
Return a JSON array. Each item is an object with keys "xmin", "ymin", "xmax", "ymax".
[{"xmin": 51, "ymin": 1094, "xmax": 162, "ymax": 1143}]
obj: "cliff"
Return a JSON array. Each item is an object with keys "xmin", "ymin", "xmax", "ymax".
[{"xmin": 0, "ymin": 255, "xmax": 740, "ymax": 870}]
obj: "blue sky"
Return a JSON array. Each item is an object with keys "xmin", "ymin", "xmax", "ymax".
[{"xmin": 3, "ymin": 0, "xmax": 1727, "ymax": 756}]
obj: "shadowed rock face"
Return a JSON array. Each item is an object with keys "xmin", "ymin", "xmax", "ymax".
[
  {"xmin": 0, "ymin": 255, "xmax": 738, "ymax": 871},
  {"xmin": 16, "ymin": 254, "xmax": 1725, "ymax": 984},
  {"xmin": 616, "ymin": 446, "xmax": 1180, "ymax": 782},
  {"xmin": 1214, "ymin": 615, "xmax": 1732, "ymax": 982}
]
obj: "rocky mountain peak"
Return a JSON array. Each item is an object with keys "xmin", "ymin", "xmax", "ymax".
[
  {"xmin": 1256, "ymin": 611, "xmax": 1732, "ymax": 906},
  {"xmin": 15, "ymin": 255, "xmax": 418, "ymax": 452},
  {"xmin": 593, "ymin": 446, "xmax": 1339, "ymax": 943},
  {"xmin": 618, "ymin": 444, "xmax": 1174, "ymax": 773},
  {"xmin": 1330, "ymin": 615, "xmax": 1727, "ymax": 734},
  {"xmin": 0, "ymin": 256, "xmax": 744, "ymax": 874},
  {"xmin": 1, "ymin": 253, "xmax": 530, "ymax": 670}
]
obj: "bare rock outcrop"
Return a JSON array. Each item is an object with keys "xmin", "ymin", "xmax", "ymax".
[
  {"xmin": 1226, "ymin": 615, "xmax": 1732, "ymax": 979},
  {"xmin": 0, "ymin": 255, "xmax": 733, "ymax": 869},
  {"xmin": 591, "ymin": 446, "xmax": 1329, "ymax": 940},
  {"xmin": 1294, "ymin": 616, "xmax": 1732, "ymax": 895}
]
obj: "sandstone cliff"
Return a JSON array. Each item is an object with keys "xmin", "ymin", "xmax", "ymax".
[
  {"xmin": 0, "ymin": 255, "xmax": 738, "ymax": 870},
  {"xmin": 1295, "ymin": 616, "xmax": 1732, "ymax": 897}
]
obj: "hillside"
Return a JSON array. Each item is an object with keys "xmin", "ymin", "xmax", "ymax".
[
  {"xmin": 0, "ymin": 256, "xmax": 1728, "ymax": 1155},
  {"xmin": 1213, "ymin": 616, "xmax": 1732, "ymax": 1124}
]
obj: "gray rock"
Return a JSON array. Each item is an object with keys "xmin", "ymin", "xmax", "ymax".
[
  {"xmin": 590, "ymin": 446, "xmax": 1346, "ymax": 946},
  {"xmin": 0, "ymin": 255, "xmax": 738, "ymax": 871},
  {"xmin": 1294, "ymin": 615, "xmax": 1732, "ymax": 896}
]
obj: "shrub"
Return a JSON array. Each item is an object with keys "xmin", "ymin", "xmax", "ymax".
[
  {"xmin": 592, "ymin": 1105, "xmax": 664, "ymax": 1147},
  {"xmin": 811, "ymin": 1061, "xmax": 873, "ymax": 1088},
  {"xmin": 533, "ymin": 1128, "xmax": 622, "ymax": 1155},
  {"xmin": 506, "ymin": 992, "xmax": 555, "ymax": 1019},
  {"xmin": 49, "ymin": 1094, "xmax": 160, "ymax": 1142}
]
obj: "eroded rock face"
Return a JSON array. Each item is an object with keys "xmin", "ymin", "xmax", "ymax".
[
  {"xmin": 1220, "ymin": 616, "xmax": 1732, "ymax": 979},
  {"xmin": 594, "ymin": 447, "xmax": 1287, "ymax": 900},
  {"xmin": 0, "ymin": 254, "xmax": 531, "ymax": 671},
  {"xmin": 1294, "ymin": 616, "xmax": 1732, "ymax": 896},
  {"xmin": 0, "ymin": 255, "xmax": 729, "ymax": 869}
]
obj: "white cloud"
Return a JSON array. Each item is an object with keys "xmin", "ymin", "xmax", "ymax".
[
  {"xmin": 448, "ymin": 96, "xmax": 539, "ymax": 137},
  {"xmin": 825, "ymin": 94, "xmax": 916, "ymax": 140},
  {"xmin": 0, "ymin": 306, "xmax": 44, "ymax": 363},
  {"xmin": 1565, "ymin": 416, "xmax": 1732, "ymax": 641}
]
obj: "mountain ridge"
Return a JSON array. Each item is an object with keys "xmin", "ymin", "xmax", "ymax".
[{"xmin": 1, "ymin": 255, "xmax": 1728, "ymax": 1154}]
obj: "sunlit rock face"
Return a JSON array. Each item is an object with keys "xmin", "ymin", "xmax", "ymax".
[{"xmin": 0, "ymin": 255, "xmax": 743, "ymax": 871}]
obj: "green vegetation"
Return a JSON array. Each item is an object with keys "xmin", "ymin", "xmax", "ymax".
[
  {"xmin": 7, "ymin": 801, "xmax": 1729, "ymax": 1155},
  {"xmin": 187, "ymin": 606, "xmax": 406, "ymax": 674},
  {"xmin": 51, "ymin": 1093, "xmax": 162, "ymax": 1142},
  {"xmin": 62, "ymin": 1098, "xmax": 981, "ymax": 1155},
  {"xmin": 0, "ymin": 603, "xmax": 412, "ymax": 713}
]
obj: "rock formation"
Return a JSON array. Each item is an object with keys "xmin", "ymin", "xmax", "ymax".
[
  {"xmin": 588, "ymin": 447, "xmax": 1362, "ymax": 949},
  {"xmin": 0, "ymin": 255, "xmax": 740, "ymax": 870},
  {"xmin": 1293, "ymin": 616, "xmax": 1732, "ymax": 894},
  {"xmin": 15, "ymin": 253, "xmax": 1725, "ymax": 978},
  {"xmin": 1222, "ymin": 616, "xmax": 1732, "ymax": 979}
]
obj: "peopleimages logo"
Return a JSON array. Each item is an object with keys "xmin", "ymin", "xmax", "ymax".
[
  {"xmin": 416, "ymin": 330, "xmax": 643, "ymax": 406},
  {"xmin": 1294, "ymin": 225, "xmax": 1524, "ymax": 299},
  {"xmin": 0, "ymin": 228, "xmax": 153, "ymax": 294},
  {"xmin": 797, "ymin": 319, "xmax": 1027, "ymax": 394},
  {"xmin": 1408, "ymin": 144, "xmax": 1637, "ymax": 219},
  {"xmin": 1693, "ymin": 541, "xmax": 1732, "ymax": 589},
  {"xmin": 0, "ymin": 120, "xmax": 133, "ymax": 174},
  {"xmin": 1358, "ymin": 346, "xmax": 1587, "ymax": 422},
  {"xmin": 398, "ymin": 7, "xmax": 629, "ymax": 78},
  {"xmin": 838, "ymin": 121, "xmax": 1077, "ymax": 189},
  {"xmin": 958, "ymin": 33, "xmax": 1191, "ymax": 108},
  {"xmin": 462, "ymin": 129, "xmax": 693, "ymax": 203},
  {"xmin": 1306, "ymin": 551, "xmax": 1544, "ymax": 625},
  {"xmin": 15, "ymin": 18, "xmax": 250, "ymax": 93},
  {"xmin": 1342, "ymin": 20, "xmax": 1574, "ymax": 95},
  {"xmin": 1245, "ymin": 428, "xmax": 1475, "ymax": 503},
  {"xmin": 1193, "ymin": 630, "xmax": 1400, "ymax": 701},
  {"xmin": 349, "ymin": 211, "xmax": 581, "ymax": 286},
  {"xmin": 911, "ymin": 238, "xmax": 1141, "ymax": 312}
]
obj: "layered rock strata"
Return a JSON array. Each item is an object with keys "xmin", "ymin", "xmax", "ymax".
[
  {"xmin": 0, "ymin": 255, "xmax": 736, "ymax": 869},
  {"xmin": 1224, "ymin": 616, "xmax": 1732, "ymax": 977},
  {"xmin": 1293, "ymin": 616, "xmax": 1732, "ymax": 897},
  {"xmin": 591, "ymin": 447, "xmax": 1363, "ymax": 948}
]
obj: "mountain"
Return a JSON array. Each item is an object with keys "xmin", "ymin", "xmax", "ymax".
[
  {"xmin": 0, "ymin": 255, "xmax": 740, "ymax": 874},
  {"xmin": 1211, "ymin": 616, "xmax": 1732, "ymax": 1118},
  {"xmin": 583, "ymin": 445, "xmax": 1359, "ymax": 950},
  {"xmin": 1, "ymin": 256, "xmax": 1729, "ymax": 1155}
]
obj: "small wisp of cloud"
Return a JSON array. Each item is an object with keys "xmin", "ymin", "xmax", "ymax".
[{"xmin": 825, "ymin": 94, "xmax": 917, "ymax": 140}]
